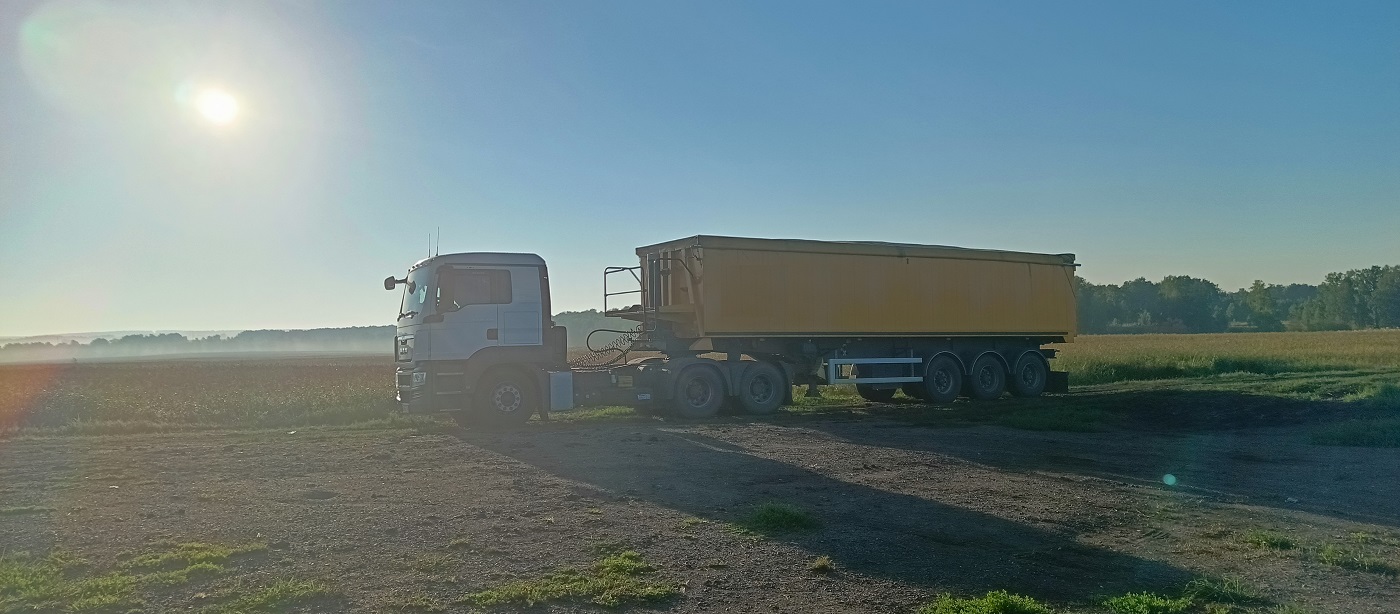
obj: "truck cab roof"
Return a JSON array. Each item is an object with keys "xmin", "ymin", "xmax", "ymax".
[{"xmin": 407, "ymin": 252, "xmax": 545, "ymax": 272}]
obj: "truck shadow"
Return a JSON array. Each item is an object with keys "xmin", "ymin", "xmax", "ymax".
[
  {"xmin": 767, "ymin": 388, "xmax": 1400, "ymax": 527},
  {"xmin": 448, "ymin": 423, "xmax": 1193, "ymax": 605}
]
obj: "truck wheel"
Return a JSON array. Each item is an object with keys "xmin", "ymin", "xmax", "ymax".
[
  {"xmin": 967, "ymin": 354, "xmax": 1007, "ymax": 401},
  {"xmin": 922, "ymin": 355, "xmax": 962, "ymax": 404},
  {"xmin": 738, "ymin": 362, "xmax": 785, "ymax": 414},
  {"xmin": 672, "ymin": 365, "xmax": 725, "ymax": 419},
  {"xmin": 852, "ymin": 365, "xmax": 896, "ymax": 403},
  {"xmin": 1009, "ymin": 352, "xmax": 1049, "ymax": 397},
  {"xmin": 473, "ymin": 370, "xmax": 536, "ymax": 426},
  {"xmin": 901, "ymin": 383, "xmax": 928, "ymax": 401}
]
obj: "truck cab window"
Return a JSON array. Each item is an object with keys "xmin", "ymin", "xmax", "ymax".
[{"xmin": 437, "ymin": 269, "xmax": 512, "ymax": 312}]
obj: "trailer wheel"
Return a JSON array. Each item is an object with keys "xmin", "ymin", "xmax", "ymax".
[
  {"xmin": 967, "ymin": 354, "xmax": 1007, "ymax": 401},
  {"xmin": 1009, "ymin": 352, "xmax": 1049, "ymax": 397},
  {"xmin": 922, "ymin": 355, "xmax": 962, "ymax": 403},
  {"xmin": 672, "ymin": 365, "xmax": 725, "ymax": 419},
  {"xmin": 738, "ymin": 362, "xmax": 785, "ymax": 414},
  {"xmin": 470, "ymin": 370, "xmax": 536, "ymax": 427},
  {"xmin": 852, "ymin": 365, "xmax": 897, "ymax": 403}
]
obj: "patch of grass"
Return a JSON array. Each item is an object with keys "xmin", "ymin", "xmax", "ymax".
[
  {"xmin": 678, "ymin": 517, "xmax": 707, "ymax": 529},
  {"xmin": 808, "ymin": 556, "xmax": 834, "ymax": 573},
  {"xmin": 733, "ymin": 502, "xmax": 821, "ymax": 535},
  {"xmin": 202, "ymin": 578, "xmax": 332, "ymax": 613},
  {"xmin": 1102, "ymin": 592, "xmax": 1193, "ymax": 614},
  {"xmin": 917, "ymin": 590, "xmax": 1053, "ymax": 614},
  {"xmin": 0, "ymin": 505, "xmax": 54, "ymax": 516},
  {"xmin": 120, "ymin": 541, "xmax": 267, "ymax": 570},
  {"xmin": 1311, "ymin": 418, "xmax": 1400, "ymax": 447},
  {"xmin": 446, "ymin": 537, "xmax": 472, "ymax": 550},
  {"xmin": 460, "ymin": 550, "xmax": 678, "ymax": 608},
  {"xmin": 1314, "ymin": 544, "xmax": 1400, "ymax": 576},
  {"xmin": 549, "ymin": 406, "xmax": 649, "ymax": 423},
  {"xmin": 994, "ymin": 407, "xmax": 1112, "ymax": 432},
  {"xmin": 1243, "ymin": 529, "xmax": 1296, "ymax": 550},
  {"xmin": 391, "ymin": 594, "xmax": 447, "ymax": 611},
  {"xmin": 1184, "ymin": 577, "xmax": 1263, "ymax": 604},
  {"xmin": 0, "ymin": 549, "xmax": 232, "ymax": 612}
]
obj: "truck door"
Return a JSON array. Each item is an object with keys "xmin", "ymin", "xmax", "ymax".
[
  {"xmin": 500, "ymin": 266, "xmax": 543, "ymax": 346},
  {"xmin": 434, "ymin": 267, "xmax": 512, "ymax": 359}
]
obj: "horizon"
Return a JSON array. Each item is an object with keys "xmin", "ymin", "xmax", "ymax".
[{"xmin": 3, "ymin": 1, "xmax": 1397, "ymax": 337}]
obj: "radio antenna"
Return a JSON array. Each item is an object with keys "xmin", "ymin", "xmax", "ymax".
[{"xmin": 435, "ymin": 226, "xmax": 440, "ymax": 257}]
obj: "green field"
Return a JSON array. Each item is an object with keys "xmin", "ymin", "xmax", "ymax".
[{"xmin": 3, "ymin": 330, "xmax": 1397, "ymax": 441}]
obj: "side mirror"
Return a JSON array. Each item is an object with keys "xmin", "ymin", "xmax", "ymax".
[{"xmin": 383, "ymin": 276, "xmax": 401, "ymax": 291}]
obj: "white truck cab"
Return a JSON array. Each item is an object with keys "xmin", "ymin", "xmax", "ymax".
[{"xmin": 387, "ymin": 252, "xmax": 566, "ymax": 424}]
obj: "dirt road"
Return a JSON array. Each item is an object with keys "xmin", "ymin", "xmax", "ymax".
[{"xmin": 2, "ymin": 417, "xmax": 1397, "ymax": 612}]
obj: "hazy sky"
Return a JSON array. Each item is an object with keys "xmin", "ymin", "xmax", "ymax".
[{"xmin": 2, "ymin": 1, "xmax": 1397, "ymax": 337}]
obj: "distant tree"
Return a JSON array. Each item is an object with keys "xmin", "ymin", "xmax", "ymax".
[
  {"xmin": 1157, "ymin": 276, "xmax": 1226, "ymax": 332},
  {"xmin": 1373, "ymin": 267, "xmax": 1400, "ymax": 328},
  {"xmin": 1244, "ymin": 280, "xmax": 1284, "ymax": 331}
]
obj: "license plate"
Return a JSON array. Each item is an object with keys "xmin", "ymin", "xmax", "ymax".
[{"xmin": 636, "ymin": 393, "xmax": 651, "ymax": 401}]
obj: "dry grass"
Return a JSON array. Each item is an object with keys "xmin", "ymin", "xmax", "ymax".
[{"xmin": 1051, "ymin": 330, "xmax": 1400, "ymax": 386}]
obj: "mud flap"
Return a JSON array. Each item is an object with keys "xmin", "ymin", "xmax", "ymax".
[{"xmin": 1047, "ymin": 371, "xmax": 1070, "ymax": 394}]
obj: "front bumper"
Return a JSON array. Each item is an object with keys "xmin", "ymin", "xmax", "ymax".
[{"xmin": 395, "ymin": 367, "xmax": 430, "ymax": 413}]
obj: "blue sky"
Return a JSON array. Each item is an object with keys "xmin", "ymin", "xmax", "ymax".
[{"xmin": 1, "ymin": 0, "xmax": 1397, "ymax": 337}]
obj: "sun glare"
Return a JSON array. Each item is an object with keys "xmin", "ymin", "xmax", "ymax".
[{"xmin": 194, "ymin": 88, "xmax": 239, "ymax": 125}]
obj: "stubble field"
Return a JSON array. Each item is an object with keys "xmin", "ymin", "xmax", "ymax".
[{"xmin": 2, "ymin": 331, "xmax": 1399, "ymax": 613}]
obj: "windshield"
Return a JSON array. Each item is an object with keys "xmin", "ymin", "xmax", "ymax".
[{"xmin": 399, "ymin": 268, "xmax": 432, "ymax": 320}]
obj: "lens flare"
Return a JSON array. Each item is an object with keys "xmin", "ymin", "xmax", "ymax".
[{"xmin": 194, "ymin": 88, "xmax": 239, "ymax": 124}]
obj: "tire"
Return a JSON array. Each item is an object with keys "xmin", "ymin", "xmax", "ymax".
[
  {"xmin": 1009, "ymin": 352, "xmax": 1049, "ymax": 398},
  {"xmin": 901, "ymin": 382, "xmax": 928, "ymax": 400},
  {"xmin": 966, "ymin": 354, "xmax": 1007, "ymax": 401},
  {"xmin": 738, "ymin": 362, "xmax": 785, "ymax": 414},
  {"xmin": 672, "ymin": 365, "xmax": 725, "ymax": 418},
  {"xmin": 853, "ymin": 364, "xmax": 897, "ymax": 403},
  {"xmin": 472, "ymin": 370, "xmax": 536, "ymax": 426},
  {"xmin": 922, "ymin": 355, "xmax": 962, "ymax": 403}
]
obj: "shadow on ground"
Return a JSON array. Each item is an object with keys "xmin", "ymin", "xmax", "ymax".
[{"xmin": 449, "ymin": 423, "xmax": 1193, "ymax": 605}]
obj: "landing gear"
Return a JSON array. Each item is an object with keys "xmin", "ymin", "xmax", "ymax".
[{"xmin": 853, "ymin": 365, "xmax": 897, "ymax": 403}]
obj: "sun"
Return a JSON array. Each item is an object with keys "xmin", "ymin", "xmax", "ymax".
[{"xmin": 194, "ymin": 88, "xmax": 239, "ymax": 125}]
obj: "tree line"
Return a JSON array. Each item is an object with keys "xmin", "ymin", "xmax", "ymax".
[{"xmin": 1078, "ymin": 265, "xmax": 1400, "ymax": 334}]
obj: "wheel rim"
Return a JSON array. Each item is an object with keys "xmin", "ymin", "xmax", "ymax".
[
  {"xmin": 932, "ymin": 368, "xmax": 953, "ymax": 393},
  {"xmin": 685, "ymin": 377, "xmax": 714, "ymax": 408},
  {"xmin": 491, "ymin": 384, "xmax": 523, "ymax": 413},
  {"xmin": 978, "ymin": 366, "xmax": 996, "ymax": 389},
  {"xmin": 1021, "ymin": 364, "xmax": 1040, "ymax": 387},
  {"xmin": 748, "ymin": 376, "xmax": 774, "ymax": 404}
]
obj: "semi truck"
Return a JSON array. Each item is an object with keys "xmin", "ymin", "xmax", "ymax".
[{"xmin": 387, "ymin": 235, "xmax": 1077, "ymax": 425}]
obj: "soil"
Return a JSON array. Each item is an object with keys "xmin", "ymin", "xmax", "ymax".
[{"xmin": 2, "ymin": 415, "xmax": 1398, "ymax": 613}]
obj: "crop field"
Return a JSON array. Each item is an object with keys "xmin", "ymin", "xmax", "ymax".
[{"xmin": 3, "ymin": 331, "xmax": 1399, "ymax": 613}]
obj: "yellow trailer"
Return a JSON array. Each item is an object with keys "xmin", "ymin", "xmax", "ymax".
[
  {"xmin": 603, "ymin": 235, "xmax": 1077, "ymax": 413},
  {"xmin": 623, "ymin": 235, "xmax": 1076, "ymax": 344}
]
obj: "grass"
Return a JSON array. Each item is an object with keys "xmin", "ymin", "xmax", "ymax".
[
  {"xmin": 1242, "ymin": 530, "xmax": 1400, "ymax": 576},
  {"xmin": 0, "ymin": 506, "xmax": 54, "ymax": 516},
  {"xmin": 1311, "ymin": 417, "xmax": 1400, "ymax": 447},
  {"xmin": 1049, "ymin": 330, "xmax": 1400, "ymax": 386},
  {"xmin": 0, "ymin": 542, "xmax": 299, "ymax": 613},
  {"xmin": 1243, "ymin": 530, "xmax": 1296, "ymax": 550},
  {"xmin": 461, "ymin": 550, "xmax": 678, "ymax": 608},
  {"xmin": 119, "ymin": 541, "xmax": 267, "ymax": 570},
  {"xmin": 917, "ymin": 590, "xmax": 1053, "ymax": 614},
  {"xmin": 1183, "ymin": 577, "xmax": 1263, "ymax": 604},
  {"xmin": 1102, "ymin": 592, "xmax": 1193, "ymax": 614},
  {"xmin": 201, "ymin": 579, "xmax": 332, "ymax": 613},
  {"xmin": 808, "ymin": 556, "xmax": 834, "ymax": 573},
  {"xmin": 732, "ymin": 502, "xmax": 821, "ymax": 535}
]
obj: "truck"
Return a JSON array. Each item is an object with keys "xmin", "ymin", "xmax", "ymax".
[{"xmin": 387, "ymin": 235, "xmax": 1077, "ymax": 425}]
